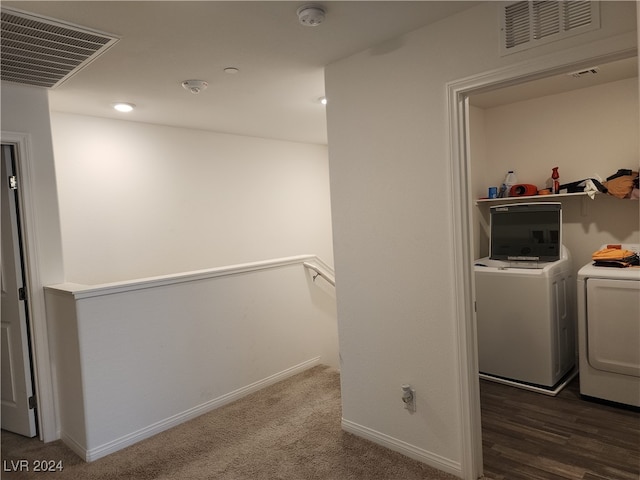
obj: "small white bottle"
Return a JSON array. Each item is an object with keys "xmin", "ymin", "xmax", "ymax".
[{"xmin": 504, "ymin": 170, "xmax": 517, "ymax": 197}]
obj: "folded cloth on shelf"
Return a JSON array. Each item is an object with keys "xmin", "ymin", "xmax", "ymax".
[
  {"xmin": 604, "ymin": 171, "xmax": 639, "ymax": 199},
  {"xmin": 592, "ymin": 246, "xmax": 640, "ymax": 268}
]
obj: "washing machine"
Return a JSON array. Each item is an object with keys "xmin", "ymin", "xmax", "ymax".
[
  {"xmin": 577, "ymin": 244, "xmax": 640, "ymax": 407},
  {"xmin": 475, "ymin": 202, "xmax": 576, "ymax": 393},
  {"xmin": 475, "ymin": 245, "xmax": 576, "ymax": 393}
]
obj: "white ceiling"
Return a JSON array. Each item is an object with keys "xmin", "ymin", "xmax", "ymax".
[
  {"xmin": 2, "ymin": 1, "xmax": 479, "ymax": 145},
  {"xmin": 470, "ymin": 56, "xmax": 638, "ymax": 109}
]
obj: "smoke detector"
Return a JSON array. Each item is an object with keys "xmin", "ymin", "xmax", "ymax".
[
  {"xmin": 297, "ymin": 4, "xmax": 326, "ymax": 27},
  {"xmin": 182, "ymin": 80, "xmax": 208, "ymax": 94}
]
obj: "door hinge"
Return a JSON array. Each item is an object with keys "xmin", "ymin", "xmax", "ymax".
[
  {"xmin": 9, "ymin": 175, "xmax": 18, "ymax": 190},
  {"xmin": 18, "ymin": 287, "xmax": 27, "ymax": 301},
  {"xmin": 28, "ymin": 395, "xmax": 37, "ymax": 410}
]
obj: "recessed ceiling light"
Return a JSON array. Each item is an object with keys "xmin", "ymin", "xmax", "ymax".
[
  {"xmin": 318, "ymin": 96, "xmax": 327, "ymax": 105},
  {"xmin": 113, "ymin": 102, "xmax": 135, "ymax": 112}
]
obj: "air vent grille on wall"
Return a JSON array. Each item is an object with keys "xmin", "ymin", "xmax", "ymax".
[
  {"xmin": 1, "ymin": 7, "xmax": 119, "ymax": 88},
  {"xmin": 501, "ymin": 1, "xmax": 599, "ymax": 56}
]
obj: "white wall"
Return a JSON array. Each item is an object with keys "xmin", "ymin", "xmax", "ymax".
[
  {"xmin": 479, "ymin": 78, "xmax": 638, "ymax": 195},
  {"xmin": 471, "ymin": 77, "xmax": 640, "ymax": 265},
  {"xmin": 50, "ymin": 113, "xmax": 334, "ymax": 284},
  {"xmin": 45, "ymin": 257, "xmax": 338, "ymax": 460},
  {"xmin": 1, "ymin": 84, "xmax": 65, "ymax": 290},
  {"xmin": 469, "ymin": 106, "xmax": 488, "ymax": 271},
  {"xmin": 324, "ymin": 1, "xmax": 637, "ymax": 476}
]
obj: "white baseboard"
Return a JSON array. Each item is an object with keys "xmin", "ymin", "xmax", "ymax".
[
  {"xmin": 60, "ymin": 431, "xmax": 90, "ymax": 461},
  {"xmin": 341, "ymin": 418, "xmax": 462, "ymax": 478},
  {"xmin": 64, "ymin": 357, "xmax": 321, "ymax": 462}
]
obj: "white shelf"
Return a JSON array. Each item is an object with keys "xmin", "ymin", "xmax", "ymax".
[{"xmin": 475, "ymin": 191, "xmax": 595, "ymax": 206}]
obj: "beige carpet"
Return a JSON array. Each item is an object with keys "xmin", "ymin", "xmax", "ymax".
[{"xmin": 2, "ymin": 365, "xmax": 460, "ymax": 479}]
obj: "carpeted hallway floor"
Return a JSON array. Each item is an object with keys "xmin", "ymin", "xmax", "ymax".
[{"xmin": 1, "ymin": 365, "xmax": 460, "ymax": 480}]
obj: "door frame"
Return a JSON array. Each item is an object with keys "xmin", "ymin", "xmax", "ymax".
[
  {"xmin": 447, "ymin": 40, "xmax": 637, "ymax": 479},
  {"xmin": 1, "ymin": 132, "xmax": 57, "ymax": 442}
]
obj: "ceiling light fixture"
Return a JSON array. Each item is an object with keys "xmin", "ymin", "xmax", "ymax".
[
  {"xmin": 113, "ymin": 102, "xmax": 135, "ymax": 112},
  {"xmin": 297, "ymin": 4, "xmax": 326, "ymax": 27},
  {"xmin": 318, "ymin": 96, "xmax": 327, "ymax": 105},
  {"xmin": 224, "ymin": 67, "xmax": 240, "ymax": 74},
  {"xmin": 182, "ymin": 80, "xmax": 208, "ymax": 94}
]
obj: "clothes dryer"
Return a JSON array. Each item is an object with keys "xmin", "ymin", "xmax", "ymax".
[{"xmin": 577, "ymin": 244, "xmax": 640, "ymax": 407}]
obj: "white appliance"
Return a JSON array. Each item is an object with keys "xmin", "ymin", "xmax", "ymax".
[
  {"xmin": 577, "ymin": 244, "xmax": 640, "ymax": 407},
  {"xmin": 474, "ymin": 202, "xmax": 576, "ymax": 394},
  {"xmin": 475, "ymin": 247, "xmax": 576, "ymax": 393}
]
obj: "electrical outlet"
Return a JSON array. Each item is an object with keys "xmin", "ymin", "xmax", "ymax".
[{"xmin": 401, "ymin": 384, "xmax": 416, "ymax": 413}]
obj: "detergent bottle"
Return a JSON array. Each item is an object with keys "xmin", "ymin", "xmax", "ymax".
[{"xmin": 504, "ymin": 170, "xmax": 517, "ymax": 197}]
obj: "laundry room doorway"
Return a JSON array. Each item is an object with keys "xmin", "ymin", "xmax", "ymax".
[{"xmin": 447, "ymin": 46, "xmax": 638, "ymax": 479}]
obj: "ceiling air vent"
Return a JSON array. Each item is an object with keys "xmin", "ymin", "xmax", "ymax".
[
  {"xmin": 568, "ymin": 66, "xmax": 599, "ymax": 78},
  {"xmin": 1, "ymin": 7, "xmax": 119, "ymax": 88},
  {"xmin": 501, "ymin": 1, "xmax": 599, "ymax": 56}
]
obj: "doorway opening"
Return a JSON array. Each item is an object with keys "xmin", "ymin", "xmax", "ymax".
[
  {"xmin": 448, "ymin": 48, "xmax": 638, "ymax": 480},
  {"xmin": 1, "ymin": 143, "xmax": 38, "ymax": 438},
  {"xmin": 468, "ymin": 56, "xmax": 638, "ymax": 478}
]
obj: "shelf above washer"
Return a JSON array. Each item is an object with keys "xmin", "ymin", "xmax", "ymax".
[{"xmin": 475, "ymin": 191, "xmax": 595, "ymax": 206}]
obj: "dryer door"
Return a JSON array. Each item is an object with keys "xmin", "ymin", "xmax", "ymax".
[{"xmin": 586, "ymin": 278, "xmax": 640, "ymax": 377}]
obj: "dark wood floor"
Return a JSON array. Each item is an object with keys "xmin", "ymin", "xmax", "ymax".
[{"xmin": 480, "ymin": 376, "xmax": 640, "ymax": 480}]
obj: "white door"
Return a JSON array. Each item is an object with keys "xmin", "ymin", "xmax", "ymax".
[{"xmin": 1, "ymin": 144, "xmax": 37, "ymax": 437}]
